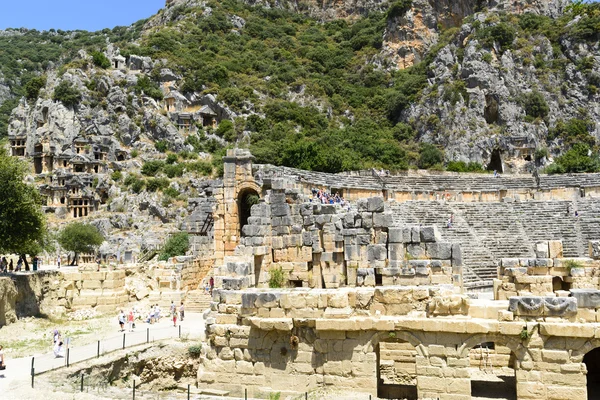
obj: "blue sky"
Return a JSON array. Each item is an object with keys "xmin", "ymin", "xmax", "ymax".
[{"xmin": 0, "ymin": 0, "xmax": 165, "ymax": 31}]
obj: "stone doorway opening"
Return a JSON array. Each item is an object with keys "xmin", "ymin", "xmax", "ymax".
[
  {"xmin": 583, "ymin": 347, "xmax": 600, "ymax": 399},
  {"xmin": 238, "ymin": 188, "xmax": 259, "ymax": 236},
  {"xmin": 469, "ymin": 342, "xmax": 516, "ymax": 400},
  {"xmin": 376, "ymin": 339, "xmax": 418, "ymax": 399},
  {"xmin": 486, "ymin": 149, "xmax": 503, "ymax": 173},
  {"xmin": 552, "ymin": 276, "xmax": 571, "ymax": 292}
]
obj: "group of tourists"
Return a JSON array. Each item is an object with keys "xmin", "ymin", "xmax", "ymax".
[
  {"xmin": 0, "ymin": 256, "xmax": 25, "ymax": 273},
  {"xmin": 118, "ymin": 302, "xmax": 185, "ymax": 331},
  {"xmin": 311, "ymin": 189, "xmax": 347, "ymax": 206}
]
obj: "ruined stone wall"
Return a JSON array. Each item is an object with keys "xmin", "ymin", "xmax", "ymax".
[
  {"xmin": 215, "ymin": 188, "xmax": 461, "ymax": 291},
  {"xmin": 495, "ymin": 240, "xmax": 600, "ymax": 301},
  {"xmin": 61, "ymin": 270, "xmax": 129, "ymax": 313},
  {"xmin": 201, "ymin": 286, "xmax": 598, "ymax": 399}
]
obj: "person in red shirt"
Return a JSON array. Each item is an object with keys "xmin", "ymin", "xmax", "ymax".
[{"xmin": 127, "ymin": 309, "xmax": 134, "ymax": 332}]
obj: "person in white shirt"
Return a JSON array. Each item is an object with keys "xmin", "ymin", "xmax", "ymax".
[
  {"xmin": 0, "ymin": 345, "xmax": 5, "ymax": 369},
  {"xmin": 53, "ymin": 341, "xmax": 65, "ymax": 358}
]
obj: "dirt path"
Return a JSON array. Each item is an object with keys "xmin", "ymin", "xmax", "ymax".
[{"xmin": 0, "ymin": 312, "xmax": 205, "ymax": 398}]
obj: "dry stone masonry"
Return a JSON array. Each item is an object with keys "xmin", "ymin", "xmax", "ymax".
[{"xmin": 188, "ymin": 150, "xmax": 600, "ymax": 399}]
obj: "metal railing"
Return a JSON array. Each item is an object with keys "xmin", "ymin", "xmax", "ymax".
[{"xmin": 31, "ymin": 324, "xmax": 196, "ymax": 382}]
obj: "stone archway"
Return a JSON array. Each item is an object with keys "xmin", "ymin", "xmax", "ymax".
[
  {"xmin": 584, "ymin": 347, "xmax": 600, "ymax": 399},
  {"xmin": 365, "ymin": 331, "xmax": 427, "ymax": 399},
  {"xmin": 459, "ymin": 333, "xmax": 530, "ymax": 400},
  {"xmin": 458, "ymin": 333, "xmax": 528, "ymax": 362},
  {"xmin": 366, "ymin": 331, "xmax": 425, "ymax": 400},
  {"xmin": 237, "ymin": 187, "xmax": 260, "ymax": 237}
]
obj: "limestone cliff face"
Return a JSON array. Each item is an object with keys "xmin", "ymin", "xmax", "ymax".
[
  {"xmin": 382, "ymin": 0, "xmax": 569, "ymax": 70},
  {"xmin": 404, "ymin": 12, "xmax": 600, "ymax": 172}
]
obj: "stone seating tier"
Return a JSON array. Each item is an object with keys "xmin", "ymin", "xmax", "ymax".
[
  {"xmin": 257, "ymin": 165, "xmax": 600, "ymax": 192},
  {"xmin": 390, "ymin": 199, "xmax": 600, "ymax": 288}
]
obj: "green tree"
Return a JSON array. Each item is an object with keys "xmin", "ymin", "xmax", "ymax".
[
  {"xmin": 53, "ymin": 81, "xmax": 82, "ymax": 108},
  {"xmin": 91, "ymin": 51, "xmax": 111, "ymax": 69},
  {"xmin": 24, "ymin": 76, "xmax": 47, "ymax": 100},
  {"xmin": 547, "ymin": 143, "xmax": 600, "ymax": 174},
  {"xmin": 521, "ymin": 91, "xmax": 549, "ymax": 119},
  {"xmin": 159, "ymin": 232, "xmax": 190, "ymax": 261},
  {"xmin": 418, "ymin": 143, "xmax": 444, "ymax": 169},
  {"xmin": 57, "ymin": 223, "xmax": 104, "ymax": 265},
  {"xmin": 0, "ymin": 148, "xmax": 48, "ymax": 259},
  {"xmin": 388, "ymin": 0, "xmax": 412, "ymax": 19}
]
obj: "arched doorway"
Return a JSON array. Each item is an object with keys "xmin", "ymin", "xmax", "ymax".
[
  {"xmin": 469, "ymin": 342, "xmax": 517, "ymax": 400},
  {"xmin": 238, "ymin": 188, "xmax": 259, "ymax": 236},
  {"xmin": 376, "ymin": 339, "xmax": 418, "ymax": 399},
  {"xmin": 584, "ymin": 347, "xmax": 600, "ymax": 398}
]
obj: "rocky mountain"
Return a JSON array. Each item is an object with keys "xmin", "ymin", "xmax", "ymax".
[{"xmin": 2, "ymin": 0, "xmax": 599, "ymax": 177}]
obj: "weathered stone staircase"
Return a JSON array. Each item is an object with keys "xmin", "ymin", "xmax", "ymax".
[{"xmin": 185, "ymin": 290, "xmax": 212, "ymax": 312}]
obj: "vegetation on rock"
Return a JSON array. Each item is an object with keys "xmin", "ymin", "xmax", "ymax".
[{"xmin": 159, "ymin": 232, "xmax": 190, "ymax": 261}]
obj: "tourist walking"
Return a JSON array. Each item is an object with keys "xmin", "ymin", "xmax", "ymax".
[
  {"xmin": 0, "ymin": 345, "xmax": 6, "ymax": 370},
  {"xmin": 170, "ymin": 301, "xmax": 176, "ymax": 317},
  {"xmin": 52, "ymin": 329, "xmax": 61, "ymax": 347},
  {"xmin": 16, "ymin": 257, "xmax": 23, "ymax": 272},
  {"xmin": 53, "ymin": 341, "xmax": 65, "ymax": 358},
  {"xmin": 209, "ymin": 276, "xmax": 214, "ymax": 295},
  {"xmin": 180, "ymin": 302, "xmax": 185, "ymax": 322},
  {"xmin": 128, "ymin": 309, "xmax": 135, "ymax": 332},
  {"xmin": 172, "ymin": 309, "xmax": 178, "ymax": 327},
  {"xmin": 57, "ymin": 255, "xmax": 61, "ymax": 269},
  {"xmin": 118, "ymin": 310, "xmax": 125, "ymax": 332},
  {"xmin": 8, "ymin": 259, "xmax": 13, "ymax": 272},
  {"xmin": 154, "ymin": 304, "xmax": 161, "ymax": 322}
]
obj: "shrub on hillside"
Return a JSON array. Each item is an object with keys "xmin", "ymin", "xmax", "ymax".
[
  {"xmin": 159, "ymin": 232, "xmax": 190, "ymax": 261},
  {"xmin": 53, "ymin": 81, "xmax": 82, "ymax": 108},
  {"xmin": 447, "ymin": 161, "xmax": 484, "ymax": 172},
  {"xmin": 418, "ymin": 143, "xmax": 444, "ymax": 169},
  {"xmin": 546, "ymin": 143, "xmax": 600, "ymax": 174},
  {"xmin": 388, "ymin": 0, "xmax": 412, "ymax": 19},
  {"xmin": 146, "ymin": 177, "xmax": 170, "ymax": 192},
  {"xmin": 521, "ymin": 91, "xmax": 549, "ymax": 119},
  {"xmin": 24, "ymin": 76, "xmax": 47, "ymax": 100},
  {"xmin": 91, "ymin": 51, "xmax": 111, "ymax": 69},
  {"xmin": 141, "ymin": 160, "xmax": 165, "ymax": 177},
  {"xmin": 477, "ymin": 22, "xmax": 516, "ymax": 52}
]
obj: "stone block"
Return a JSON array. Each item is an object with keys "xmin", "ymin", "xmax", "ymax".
[
  {"xmin": 548, "ymin": 240, "xmax": 563, "ymax": 259},
  {"xmin": 590, "ymin": 240, "xmax": 600, "ymax": 259},
  {"xmin": 420, "ymin": 226, "xmax": 441, "ymax": 243},
  {"xmin": 367, "ymin": 244, "xmax": 387, "ymax": 262},
  {"xmin": 426, "ymin": 242, "xmax": 452, "ymax": 260},
  {"xmin": 406, "ymin": 244, "xmax": 425, "ymax": 259},
  {"xmin": 570, "ymin": 289, "xmax": 600, "ymax": 308},
  {"xmin": 411, "ymin": 227, "xmax": 420, "ymax": 243},
  {"xmin": 535, "ymin": 242, "xmax": 549, "ymax": 258},
  {"xmin": 373, "ymin": 212, "xmax": 392, "ymax": 228},
  {"xmin": 255, "ymin": 292, "xmax": 281, "ymax": 308},
  {"xmin": 535, "ymin": 258, "xmax": 553, "ymax": 267},
  {"xmin": 388, "ymin": 243, "xmax": 405, "ymax": 261},
  {"xmin": 388, "ymin": 228, "xmax": 406, "ymax": 243},
  {"xmin": 367, "ymin": 197, "xmax": 385, "ymax": 212},
  {"xmin": 451, "ymin": 244, "xmax": 462, "ymax": 267}
]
